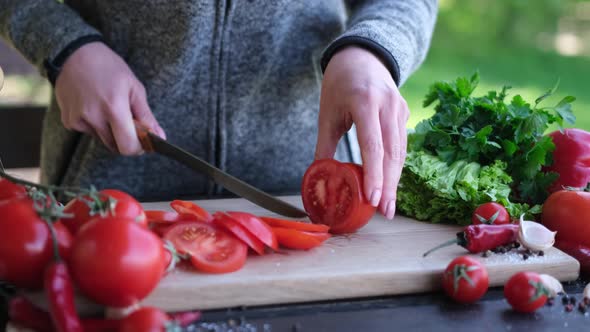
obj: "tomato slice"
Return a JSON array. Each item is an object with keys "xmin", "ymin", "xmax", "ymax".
[
  {"xmin": 259, "ymin": 216, "xmax": 330, "ymax": 233},
  {"xmin": 212, "ymin": 212, "xmax": 266, "ymax": 255},
  {"xmin": 170, "ymin": 200, "xmax": 213, "ymax": 222},
  {"xmin": 163, "ymin": 222, "xmax": 247, "ymax": 273},
  {"xmin": 301, "ymin": 159, "xmax": 376, "ymax": 234},
  {"xmin": 271, "ymin": 227, "xmax": 331, "ymax": 250},
  {"xmin": 145, "ymin": 210, "xmax": 198, "ymax": 224},
  {"xmin": 226, "ymin": 212, "xmax": 279, "ymax": 251}
]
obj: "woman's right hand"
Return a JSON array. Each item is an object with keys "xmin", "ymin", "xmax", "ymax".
[{"xmin": 55, "ymin": 42, "xmax": 165, "ymax": 155}]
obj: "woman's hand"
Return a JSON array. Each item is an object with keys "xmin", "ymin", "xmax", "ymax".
[
  {"xmin": 55, "ymin": 42, "xmax": 165, "ymax": 155},
  {"xmin": 315, "ymin": 46, "xmax": 409, "ymax": 220}
]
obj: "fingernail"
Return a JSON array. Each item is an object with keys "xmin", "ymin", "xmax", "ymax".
[
  {"xmin": 156, "ymin": 126, "xmax": 166, "ymax": 140},
  {"xmin": 370, "ymin": 189, "xmax": 381, "ymax": 207},
  {"xmin": 386, "ymin": 200, "xmax": 396, "ymax": 220}
]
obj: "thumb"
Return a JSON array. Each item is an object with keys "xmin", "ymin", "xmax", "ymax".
[
  {"xmin": 129, "ymin": 83, "xmax": 166, "ymax": 139},
  {"xmin": 314, "ymin": 112, "xmax": 347, "ymax": 160}
]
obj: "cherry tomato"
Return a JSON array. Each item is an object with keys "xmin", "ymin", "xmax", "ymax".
[
  {"xmin": 170, "ymin": 200, "xmax": 212, "ymax": 222},
  {"xmin": 542, "ymin": 187, "xmax": 590, "ymax": 248},
  {"xmin": 301, "ymin": 159, "xmax": 376, "ymax": 234},
  {"xmin": 226, "ymin": 211, "xmax": 279, "ymax": 251},
  {"xmin": 212, "ymin": 212, "xmax": 266, "ymax": 255},
  {"xmin": 163, "ymin": 221, "xmax": 247, "ymax": 274},
  {"xmin": 504, "ymin": 271, "xmax": 549, "ymax": 313},
  {"xmin": 471, "ymin": 202, "xmax": 510, "ymax": 225},
  {"xmin": 0, "ymin": 198, "xmax": 72, "ymax": 289},
  {"xmin": 0, "ymin": 178, "xmax": 27, "ymax": 201},
  {"xmin": 271, "ymin": 227, "xmax": 331, "ymax": 250},
  {"xmin": 441, "ymin": 256, "xmax": 489, "ymax": 304},
  {"xmin": 119, "ymin": 307, "xmax": 171, "ymax": 332},
  {"xmin": 70, "ymin": 217, "xmax": 165, "ymax": 307},
  {"xmin": 543, "ymin": 128, "xmax": 590, "ymax": 193},
  {"xmin": 62, "ymin": 189, "xmax": 146, "ymax": 234},
  {"xmin": 259, "ymin": 216, "xmax": 330, "ymax": 233}
]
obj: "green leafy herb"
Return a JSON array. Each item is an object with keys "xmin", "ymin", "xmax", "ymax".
[{"xmin": 399, "ymin": 73, "xmax": 575, "ymax": 224}]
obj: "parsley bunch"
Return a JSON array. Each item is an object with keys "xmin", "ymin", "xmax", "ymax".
[{"xmin": 409, "ymin": 73, "xmax": 576, "ymax": 205}]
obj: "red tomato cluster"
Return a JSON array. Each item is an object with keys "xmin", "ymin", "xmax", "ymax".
[{"xmin": 0, "ymin": 180, "xmax": 205, "ymax": 331}]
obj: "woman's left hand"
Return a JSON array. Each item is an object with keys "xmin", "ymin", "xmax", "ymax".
[{"xmin": 315, "ymin": 46, "xmax": 410, "ymax": 220}]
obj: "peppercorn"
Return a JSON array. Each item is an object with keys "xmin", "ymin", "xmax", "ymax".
[
  {"xmin": 584, "ymin": 297, "xmax": 590, "ymax": 306},
  {"xmin": 578, "ymin": 302, "xmax": 586, "ymax": 313},
  {"xmin": 570, "ymin": 297, "xmax": 577, "ymax": 305},
  {"xmin": 563, "ymin": 295, "xmax": 571, "ymax": 305},
  {"xmin": 566, "ymin": 304, "xmax": 574, "ymax": 312},
  {"xmin": 538, "ymin": 251, "xmax": 544, "ymax": 256},
  {"xmin": 523, "ymin": 253, "xmax": 529, "ymax": 260},
  {"xmin": 546, "ymin": 298, "xmax": 554, "ymax": 306}
]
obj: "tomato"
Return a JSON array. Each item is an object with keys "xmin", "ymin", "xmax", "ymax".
[
  {"xmin": 212, "ymin": 212, "xmax": 266, "ymax": 255},
  {"xmin": 163, "ymin": 221, "xmax": 247, "ymax": 274},
  {"xmin": 544, "ymin": 128, "xmax": 590, "ymax": 193},
  {"xmin": 259, "ymin": 216, "xmax": 330, "ymax": 233},
  {"xmin": 146, "ymin": 210, "xmax": 191, "ymax": 224},
  {"xmin": 301, "ymin": 159, "xmax": 376, "ymax": 234},
  {"xmin": 119, "ymin": 307, "xmax": 171, "ymax": 332},
  {"xmin": 0, "ymin": 198, "xmax": 72, "ymax": 289},
  {"xmin": 70, "ymin": 217, "xmax": 165, "ymax": 307},
  {"xmin": 541, "ymin": 187, "xmax": 590, "ymax": 247},
  {"xmin": 441, "ymin": 256, "xmax": 488, "ymax": 304},
  {"xmin": 504, "ymin": 271, "xmax": 549, "ymax": 313},
  {"xmin": 226, "ymin": 211, "xmax": 279, "ymax": 251},
  {"xmin": 0, "ymin": 178, "xmax": 27, "ymax": 201},
  {"xmin": 62, "ymin": 189, "xmax": 146, "ymax": 234},
  {"xmin": 170, "ymin": 200, "xmax": 212, "ymax": 222},
  {"xmin": 272, "ymin": 227, "xmax": 331, "ymax": 250},
  {"xmin": 471, "ymin": 202, "xmax": 510, "ymax": 225}
]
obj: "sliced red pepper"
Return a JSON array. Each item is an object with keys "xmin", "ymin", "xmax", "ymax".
[
  {"xmin": 212, "ymin": 212, "xmax": 266, "ymax": 255},
  {"xmin": 271, "ymin": 227, "xmax": 331, "ymax": 250},
  {"xmin": 226, "ymin": 211, "xmax": 279, "ymax": 251},
  {"xmin": 170, "ymin": 200, "xmax": 213, "ymax": 222},
  {"xmin": 8, "ymin": 297, "xmax": 54, "ymax": 332},
  {"xmin": 260, "ymin": 216, "xmax": 330, "ymax": 233}
]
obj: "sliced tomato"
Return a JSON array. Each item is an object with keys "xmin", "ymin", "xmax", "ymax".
[
  {"xmin": 226, "ymin": 211, "xmax": 279, "ymax": 251},
  {"xmin": 170, "ymin": 200, "xmax": 213, "ymax": 222},
  {"xmin": 163, "ymin": 221, "xmax": 247, "ymax": 273},
  {"xmin": 212, "ymin": 212, "xmax": 266, "ymax": 255},
  {"xmin": 146, "ymin": 210, "xmax": 189, "ymax": 224},
  {"xmin": 301, "ymin": 159, "xmax": 376, "ymax": 234},
  {"xmin": 259, "ymin": 216, "xmax": 330, "ymax": 233},
  {"xmin": 272, "ymin": 227, "xmax": 331, "ymax": 250}
]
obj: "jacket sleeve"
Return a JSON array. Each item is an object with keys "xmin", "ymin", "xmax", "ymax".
[
  {"xmin": 0, "ymin": 0, "xmax": 102, "ymax": 78},
  {"xmin": 321, "ymin": 0, "xmax": 438, "ymax": 86}
]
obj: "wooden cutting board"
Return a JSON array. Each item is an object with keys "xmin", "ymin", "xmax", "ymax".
[{"xmin": 26, "ymin": 195, "xmax": 580, "ymax": 314}]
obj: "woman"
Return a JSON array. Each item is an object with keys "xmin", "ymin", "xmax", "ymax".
[{"xmin": 0, "ymin": 0, "xmax": 437, "ymax": 219}]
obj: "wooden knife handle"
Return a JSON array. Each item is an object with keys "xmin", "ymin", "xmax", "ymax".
[{"xmin": 134, "ymin": 121, "xmax": 155, "ymax": 153}]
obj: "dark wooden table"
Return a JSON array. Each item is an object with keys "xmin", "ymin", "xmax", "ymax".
[{"xmin": 2, "ymin": 276, "xmax": 588, "ymax": 331}]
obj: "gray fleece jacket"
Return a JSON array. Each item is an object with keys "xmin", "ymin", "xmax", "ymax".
[{"xmin": 0, "ymin": 0, "xmax": 437, "ymax": 202}]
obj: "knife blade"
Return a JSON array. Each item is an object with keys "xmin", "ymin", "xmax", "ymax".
[{"xmin": 135, "ymin": 123, "xmax": 309, "ymax": 218}]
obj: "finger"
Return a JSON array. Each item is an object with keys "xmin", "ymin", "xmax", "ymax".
[
  {"xmin": 106, "ymin": 98, "xmax": 144, "ymax": 155},
  {"xmin": 379, "ymin": 102, "xmax": 406, "ymax": 220},
  {"xmin": 352, "ymin": 105, "xmax": 383, "ymax": 207},
  {"xmin": 82, "ymin": 110, "xmax": 118, "ymax": 152},
  {"xmin": 130, "ymin": 83, "xmax": 166, "ymax": 139},
  {"xmin": 71, "ymin": 118, "xmax": 99, "ymax": 139},
  {"xmin": 314, "ymin": 105, "xmax": 348, "ymax": 161}
]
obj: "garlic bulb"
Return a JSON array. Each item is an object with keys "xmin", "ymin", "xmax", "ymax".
[
  {"xmin": 539, "ymin": 274, "xmax": 564, "ymax": 298},
  {"xmin": 517, "ymin": 214, "xmax": 556, "ymax": 252}
]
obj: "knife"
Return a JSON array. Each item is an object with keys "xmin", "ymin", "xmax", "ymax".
[{"xmin": 135, "ymin": 123, "xmax": 309, "ymax": 218}]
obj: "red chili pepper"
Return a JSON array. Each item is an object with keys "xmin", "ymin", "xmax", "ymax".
[
  {"xmin": 44, "ymin": 261, "xmax": 83, "ymax": 332},
  {"xmin": 8, "ymin": 296, "xmax": 54, "ymax": 332},
  {"xmin": 423, "ymin": 224, "xmax": 519, "ymax": 257},
  {"xmin": 42, "ymin": 217, "xmax": 83, "ymax": 332}
]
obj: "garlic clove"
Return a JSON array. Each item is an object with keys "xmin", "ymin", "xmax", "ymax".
[
  {"xmin": 539, "ymin": 274, "xmax": 564, "ymax": 298},
  {"xmin": 517, "ymin": 214, "xmax": 557, "ymax": 252},
  {"xmin": 584, "ymin": 283, "xmax": 590, "ymax": 300}
]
